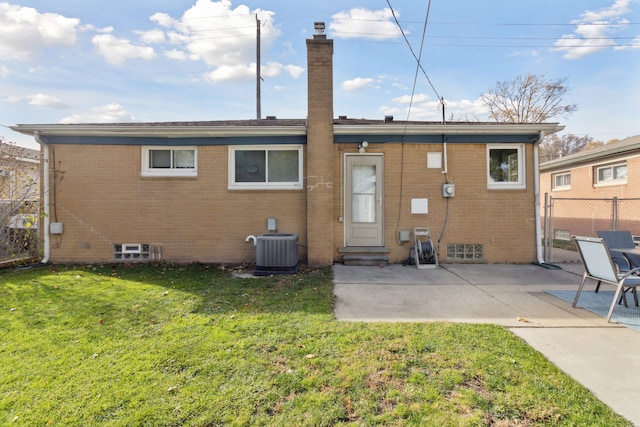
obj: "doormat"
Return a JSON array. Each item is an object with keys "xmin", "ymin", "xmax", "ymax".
[{"xmin": 546, "ymin": 290, "xmax": 640, "ymax": 332}]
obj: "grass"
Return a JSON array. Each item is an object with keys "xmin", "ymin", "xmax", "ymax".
[{"xmin": 0, "ymin": 263, "xmax": 631, "ymax": 426}]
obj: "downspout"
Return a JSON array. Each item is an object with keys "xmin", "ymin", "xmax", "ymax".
[
  {"xmin": 534, "ymin": 130, "xmax": 544, "ymax": 264},
  {"xmin": 34, "ymin": 132, "xmax": 50, "ymax": 264}
]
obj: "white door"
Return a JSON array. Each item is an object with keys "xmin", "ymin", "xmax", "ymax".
[{"xmin": 345, "ymin": 155, "xmax": 384, "ymax": 246}]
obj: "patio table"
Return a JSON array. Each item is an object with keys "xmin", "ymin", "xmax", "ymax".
[{"xmin": 610, "ymin": 246, "xmax": 640, "ymax": 262}]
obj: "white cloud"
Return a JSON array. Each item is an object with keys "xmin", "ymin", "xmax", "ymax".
[
  {"xmin": 262, "ymin": 62, "xmax": 304, "ymax": 79},
  {"xmin": 5, "ymin": 93, "xmax": 68, "ymax": 108},
  {"xmin": 392, "ymin": 93, "xmax": 432, "ymax": 104},
  {"xmin": 616, "ymin": 36, "xmax": 640, "ymax": 51},
  {"xmin": 553, "ymin": 0, "xmax": 634, "ymax": 59},
  {"xmin": 330, "ymin": 8, "xmax": 402, "ymax": 40},
  {"xmin": 59, "ymin": 103, "xmax": 135, "ymax": 123},
  {"xmin": 341, "ymin": 77, "xmax": 375, "ymax": 91},
  {"xmin": 149, "ymin": 12, "xmax": 177, "ymax": 29},
  {"xmin": 387, "ymin": 94, "xmax": 488, "ymax": 121},
  {"xmin": 92, "ymin": 34, "xmax": 157, "ymax": 65},
  {"xmin": 0, "ymin": 65, "xmax": 9, "ymax": 78},
  {"xmin": 0, "ymin": 3, "xmax": 80, "ymax": 60},
  {"xmin": 149, "ymin": 0, "xmax": 279, "ymax": 67},
  {"xmin": 28, "ymin": 93, "xmax": 68, "ymax": 108},
  {"xmin": 165, "ymin": 49, "xmax": 188, "ymax": 60},
  {"xmin": 136, "ymin": 29, "xmax": 166, "ymax": 44},
  {"xmin": 204, "ymin": 63, "xmax": 255, "ymax": 82},
  {"xmin": 204, "ymin": 61, "xmax": 303, "ymax": 82},
  {"xmin": 581, "ymin": 0, "xmax": 631, "ymax": 21}
]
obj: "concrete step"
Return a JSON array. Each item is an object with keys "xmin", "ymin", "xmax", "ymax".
[{"xmin": 342, "ymin": 254, "xmax": 389, "ymax": 266}]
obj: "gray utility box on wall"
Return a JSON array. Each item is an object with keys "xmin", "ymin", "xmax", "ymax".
[{"xmin": 255, "ymin": 233, "xmax": 300, "ymax": 276}]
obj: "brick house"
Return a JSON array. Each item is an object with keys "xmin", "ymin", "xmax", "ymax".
[
  {"xmin": 12, "ymin": 28, "xmax": 563, "ymax": 266},
  {"xmin": 0, "ymin": 142, "xmax": 40, "ymax": 259},
  {"xmin": 540, "ymin": 135, "xmax": 640, "ymax": 240}
]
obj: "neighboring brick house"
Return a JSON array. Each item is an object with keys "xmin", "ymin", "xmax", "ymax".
[
  {"xmin": 540, "ymin": 135, "xmax": 640, "ymax": 240},
  {"xmin": 12, "ymin": 27, "xmax": 563, "ymax": 266},
  {"xmin": 0, "ymin": 142, "xmax": 40, "ymax": 258},
  {"xmin": 0, "ymin": 142, "xmax": 39, "ymax": 205}
]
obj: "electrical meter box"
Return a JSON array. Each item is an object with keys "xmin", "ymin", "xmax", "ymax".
[{"xmin": 442, "ymin": 183, "xmax": 455, "ymax": 198}]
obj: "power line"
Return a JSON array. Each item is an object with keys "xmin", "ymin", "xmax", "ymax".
[
  {"xmin": 385, "ymin": 0, "xmax": 441, "ymax": 102},
  {"xmin": 332, "ymin": 31, "xmax": 640, "ymax": 42},
  {"xmin": 333, "ymin": 17, "xmax": 640, "ymax": 27},
  {"xmin": 332, "ymin": 37, "xmax": 640, "ymax": 49}
]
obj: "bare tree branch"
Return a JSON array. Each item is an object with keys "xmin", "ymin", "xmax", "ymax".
[
  {"xmin": 481, "ymin": 74, "xmax": 577, "ymax": 123},
  {"xmin": 539, "ymin": 134, "xmax": 603, "ymax": 162}
]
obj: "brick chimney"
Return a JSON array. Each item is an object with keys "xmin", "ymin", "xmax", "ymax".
[{"xmin": 306, "ymin": 23, "xmax": 334, "ymax": 266}]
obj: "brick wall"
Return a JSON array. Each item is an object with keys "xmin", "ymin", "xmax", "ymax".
[
  {"xmin": 541, "ymin": 156, "xmax": 640, "ymax": 200},
  {"xmin": 47, "ymin": 144, "xmax": 307, "ymax": 263},
  {"xmin": 332, "ymin": 142, "xmax": 538, "ymax": 263},
  {"xmin": 306, "ymin": 36, "xmax": 335, "ymax": 266},
  {"xmin": 540, "ymin": 155, "xmax": 640, "ymax": 239}
]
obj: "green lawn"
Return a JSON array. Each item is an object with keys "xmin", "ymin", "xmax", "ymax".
[{"xmin": 0, "ymin": 263, "xmax": 631, "ymax": 426}]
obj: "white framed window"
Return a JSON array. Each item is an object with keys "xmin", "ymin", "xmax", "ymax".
[
  {"xmin": 595, "ymin": 162, "xmax": 627, "ymax": 186},
  {"xmin": 552, "ymin": 171, "xmax": 571, "ymax": 190},
  {"xmin": 141, "ymin": 146, "xmax": 197, "ymax": 177},
  {"xmin": 228, "ymin": 145, "xmax": 303, "ymax": 190},
  {"xmin": 487, "ymin": 144, "xmax": 525, "ymax": 189}
]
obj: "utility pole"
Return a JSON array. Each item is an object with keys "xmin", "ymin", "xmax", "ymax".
[{"xmin": 256, "ymin": 14, "xmax": 261, "ymax": 120}]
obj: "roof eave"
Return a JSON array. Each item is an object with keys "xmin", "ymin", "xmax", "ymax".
[
  {"xmin": 11, "ymin": 122, "xmax": 564, "ymax": 139},
  {"xmin": 334, "ymin": 123, "xmax": 564, "ymax": 136},
  {"xmin": 10, "ymin": 124, "xmax": 309, "ymax": 138},
  {"xmin": 540, "ymin": 142, "xmax": 640, "ymax": 171}
]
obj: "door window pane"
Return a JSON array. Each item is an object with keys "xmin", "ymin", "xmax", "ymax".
[{"xmin": 352, "ymin": 164, "xmax": 376, "ymax": 223}]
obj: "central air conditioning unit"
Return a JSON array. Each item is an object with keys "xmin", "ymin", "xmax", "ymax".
[{"xmin": 255, "ymin": 233, "xmax": 299, "ymax": 276}]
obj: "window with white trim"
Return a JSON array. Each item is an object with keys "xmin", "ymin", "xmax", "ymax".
[
  {"xmin": 595, "ymin": 162, "xmax": 627, "ymax": 186},
  {"xmin": 141, "ymin": 146, "xmax": 197, "ymax": 177},
  {"xmin": 487, "ymin": 144, "xmax": 525, "ymax": 189},
  {"xmin": 552, "ymin": 171, "xmax": 571, "ymax": 190},
  {"xmin": 228, "ymin": 145, "xmax": 303, "ymax": 190}
]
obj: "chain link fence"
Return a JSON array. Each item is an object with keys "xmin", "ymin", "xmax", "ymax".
[{"xmin": 542, "ymin": 195, "xmax": 640, "ymax": 263}]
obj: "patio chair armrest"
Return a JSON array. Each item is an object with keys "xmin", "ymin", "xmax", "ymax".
[
  {"xmin": 621, "ymin": 266, "xmax": 640, "ymax": 281},
  {"xmin": 612, "ymin": 256, "xmax": 631, "ymax": 273}
]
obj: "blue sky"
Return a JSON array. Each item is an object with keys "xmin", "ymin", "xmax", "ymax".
[{"xmin": 1, "ymin": 0, "xmax": 639, "ymax": 149}]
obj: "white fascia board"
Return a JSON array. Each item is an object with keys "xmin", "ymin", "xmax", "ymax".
[
  {"xmin": 12, "ymin": 122, "xmax": 565, "ymax": 138},
  {"xmin": 333, "ymin": 123, "xmax": 564, "ymax": 136},
  {"xmin": 10, "ymin": 124, "xmax": 308, "ymax": 138}
]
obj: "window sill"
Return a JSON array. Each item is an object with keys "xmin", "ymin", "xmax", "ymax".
[
  {"xmin": 141, "ymin": 171, "xmax": 197, "ymax": 178},
  {"xmin": 487, "ymin": 184, "xmax": 526, "ymax": 190},
  {"xmin": 594, "ymin": 180, "xmax": 627, "ymax": 188},
  {"xmin": 228, "ymin": 184, "xmax": 303, "ymax": 190}
]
